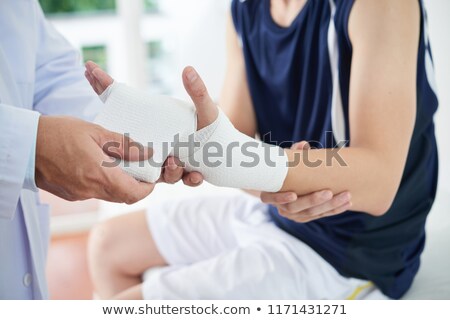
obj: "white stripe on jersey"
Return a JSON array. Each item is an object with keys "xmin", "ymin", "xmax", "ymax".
[
  {"xmin": 422, "ymin": 3, "xmax": 439, "ymax": 96},
  {"xmin": 327, "ymin": 0, "xmax": 346, "ymax": 145}
]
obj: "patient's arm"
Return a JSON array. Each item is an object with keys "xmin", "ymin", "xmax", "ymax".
[
  {"xmin": 220, "ymin": 14, "xmax": 257, "ymax": 138},
  {"xmin": 280, "ymin": 0, "xmax": 420, "ymax": 216}
]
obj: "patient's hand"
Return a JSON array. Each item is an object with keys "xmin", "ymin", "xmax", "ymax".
[
  {"xmin": 85, "ymin": 61, "xmax": 204, "ymax": 187},
  {"xmin": 260, "ymin": 141, "xmax": 352, "ymax": 223}
]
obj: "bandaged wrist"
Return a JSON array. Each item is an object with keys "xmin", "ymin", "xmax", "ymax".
[
  {"xmin": 95, "ymin": 82, "xmax": 289, "ymax": 192},
  {"xmin": 180, "ymin": 110, "xmax": 288, "ymax": 192}
]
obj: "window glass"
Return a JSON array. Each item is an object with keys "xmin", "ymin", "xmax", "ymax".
[
  {"xmin": 146, "ymin": 40, "xmax": 173, "ymax": 94},
  {"xmin": 144, "ymin": 0, "xmax": 159, "ymax": 12},
  {"xmin": 39, "ymin": 0, "xmax": 116, "ymax": 15},
  {"xmin": 82, "ymin": 45, "xmax": 108, "ymax": 72}
]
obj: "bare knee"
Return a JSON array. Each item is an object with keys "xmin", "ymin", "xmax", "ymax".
[{"xmin": 88, "ymin": 218, "xmax": 121, "ymax": 274}]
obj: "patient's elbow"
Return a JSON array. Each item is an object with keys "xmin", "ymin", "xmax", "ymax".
[
  {"xmin": 369, "ymin": 202, "xmax": 392, "ymax": 217},
  {"xmin": 367, "ymin": 193, "xmax": 396, "ymax": 217},
  {"xmin": 364, "ymin": 164, "xmax": 403, "ymax": 217}
]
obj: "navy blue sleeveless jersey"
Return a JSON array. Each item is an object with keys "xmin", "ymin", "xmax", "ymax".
[{"xmin": 232, "ymin": 0, "xmax": 439, "ymax": 299}]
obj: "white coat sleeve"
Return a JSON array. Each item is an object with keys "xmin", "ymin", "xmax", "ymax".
[{"xmin": 32, "ymin": 0, "xmax": 103, "ymax": 121}]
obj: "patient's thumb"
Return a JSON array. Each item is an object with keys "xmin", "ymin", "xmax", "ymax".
[{"xmin": 182, "ymin": 66, "xmax": 218, "ymax": 130}]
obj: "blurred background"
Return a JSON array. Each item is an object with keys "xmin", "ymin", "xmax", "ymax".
[{"xmin": 38, "ymin": 0, "xmax": 450, "ymax": 299}]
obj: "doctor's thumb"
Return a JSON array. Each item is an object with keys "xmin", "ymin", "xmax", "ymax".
[
  {"xmin": 182, "ymin": 66, "xmax": 219, "ymax": 130},
  {"xmin": 99, "ymin": 129, "xmax": 153, "ymax": 163}
]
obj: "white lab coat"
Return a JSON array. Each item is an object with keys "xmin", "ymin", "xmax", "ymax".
[{"xmin": 0, "ymin": 0, "xmax": 102, "ymax": 299}]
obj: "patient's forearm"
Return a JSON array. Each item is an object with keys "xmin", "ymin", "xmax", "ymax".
[{"xmin": 280, "ymin": 148, "xmax": 403, "ymax": 216}]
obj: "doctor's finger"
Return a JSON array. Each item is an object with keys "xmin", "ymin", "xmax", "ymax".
[
  {"xmin": 161, "ymin": 157, "xmax": 184, "ymax": 184},
  {"xmin": 98, "ymin": 129, "xmax": 153, "ymax": 162},
  {"xmin": 183, "ymin": 171, "xmax": 204, "ymax": 187},
  {"xmin": 102, "ymin": 167, "xmax": 155, "ymax": 204}
]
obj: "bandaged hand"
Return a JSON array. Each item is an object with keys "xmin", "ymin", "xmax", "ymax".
[{"xmin": 88, "ymin": 64, "xmax": 289, "ymax": 192}]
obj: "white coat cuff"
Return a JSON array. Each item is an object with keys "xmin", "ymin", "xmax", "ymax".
[
  {"xmin": 23, "ymin": 129, "xmax": 38, "ymax": 192},
  {"xmin": 0, "ymin": 104, "xmax": 40, "ymax": 220}
]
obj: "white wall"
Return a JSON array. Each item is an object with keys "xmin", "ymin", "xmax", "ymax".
[
  {"xmin": 162, "ymin": 0, "xmax": 229, "ymax": 100},
  {"xmin": 426, "ymin": 0, "xmax": 450, "ymax": 197}
]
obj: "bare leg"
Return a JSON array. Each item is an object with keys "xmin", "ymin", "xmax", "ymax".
[
  {"xmin": 111, "ymin": 284, "xmax": 144, "ymax": 300},
  {"xmin": 88, "ymin": 210, "xmax": 166, "ymax": 299}
]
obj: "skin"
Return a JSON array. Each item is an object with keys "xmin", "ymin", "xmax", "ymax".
[
  {"xmin": 88, "ymin": 211, "xmax": 161, "ymax": 299},
  {"xmin": 270, "ymin": 0, "xmax": 308, "ymax": 27},
  {"xmin": 88, "ymin": 0, "xmax": 420, "ymax": 299}
]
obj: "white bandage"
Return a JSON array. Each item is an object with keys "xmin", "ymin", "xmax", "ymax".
[
  {"xmin": 95, "ymin": 82, "xmax": 196, "ymax": 183},
  {"xmin": 95, "ymin": 82, "xmax": 289, "ymax": 192},
  {"xmin": 182, "ymin": 110, "xmax": 289, "ymax": 192}
]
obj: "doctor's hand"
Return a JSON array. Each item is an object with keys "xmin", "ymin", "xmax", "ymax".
[
  {"xmin": 35, "ymin": 116, "xmax": 155, "ymax": 204},
  {"xmin": 260, "ymin": 141, "xmax": 352, "ymax": 223},
  {"xmin": 84, "ymin": 61, "xmax": 204, "ymax": 187}
]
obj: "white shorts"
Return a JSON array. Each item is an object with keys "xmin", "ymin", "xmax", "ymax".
[{"xmin": 143, "ymin": 193, "xmax": 387, "ymax": 300}]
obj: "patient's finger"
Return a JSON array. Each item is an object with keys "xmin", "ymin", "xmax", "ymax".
[
  {"xmin": 85, "ymin": 62, "xmax": 103, "ymax": 94},
  {"xmin": 85, "ymin": 60, "xmax": 103, "ymax": 79},
  {"xmin": 85, "ymin": 61, "xmax": 113, "ymax": 94},
  {"xmin": 289, "ymin": 201, "xmax": 353, "ymax": 224},
  {"xmin": 85, "ymin": 71, "xmax": 100, "ymax": 95},
  {"xmin": 298, "ymin": 192, "xmax": 351, "ymax": 217},
  {"xmin": 320, "ymin": 202, "xmax": 353, "ymax": 218},
  {"xmin": 92, "ymin": 68, "xmax": 114, "ymax": 93},
  {"xmin": 182, "ymin": 66, "xmax": 218, "ymax": 130},
  {"xmin": 85, "ymin": 60, "xmax": 99, "ymax": 73},
  {"xmin": 291, "ymin": 141, "xmax": 310, "ymax": 151},
  {"xmin": 280, "ymin": 190, "xmax": 333, "ymax": 214},
  {"xmin": 260, "ymin": 192, "xmax": 297, "ymax": 205}
]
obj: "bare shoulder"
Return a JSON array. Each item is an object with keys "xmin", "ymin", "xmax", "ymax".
[{"xmin": 349, "ymin": 0, "xmax": 420, "ymax": 46}]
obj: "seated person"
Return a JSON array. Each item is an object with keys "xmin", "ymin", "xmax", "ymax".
[{"xmin": 87, "ymin": 0, "xmax": 438, "ymax": 299}]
